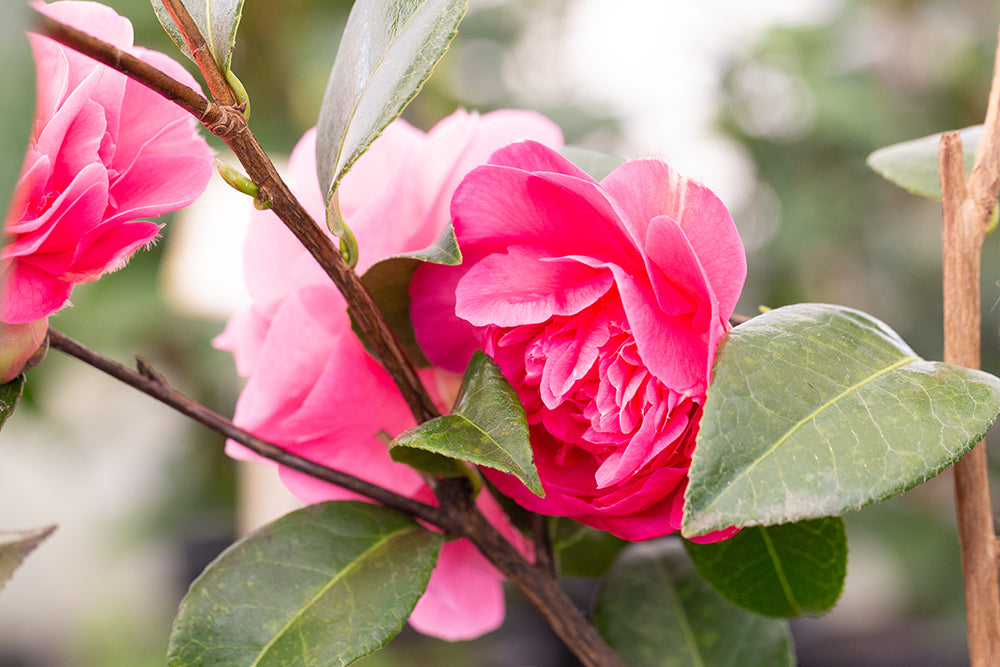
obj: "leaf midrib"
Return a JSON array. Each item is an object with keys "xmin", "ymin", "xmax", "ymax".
[
  {"xmin": 703, "ymin": 354, "xmax": 918, "ymax": 512},
  {"xmin": 250, "ymin": 524, "xmax": 417, "ymax": 666}
]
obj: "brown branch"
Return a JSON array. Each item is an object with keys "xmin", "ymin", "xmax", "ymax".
[
  {"xmin": 33, "ymin": 7, "xmax": 438, "ymax": 425},
  {"xmin": 33, "ymin": 13, "xmax": 221, "ymax": 126},
  {"xmin": 35, "ymin": 12, "xmax": 624, "ymax": 665},
  {"xmin": 49, "ymin": 328, "xmax": 623, "ymax": 666},
  {"xmin": 47, "ymin": 328, "xmax": 443, "ymax": 526},
  {"xmin": 939, "ymin": 114, "xmax": 1000, "ymax": 667},
  {"xmin": 157, "ymin": 0, "xmax": 237, "ymax": 106},
  {"xmin": 436, "ymin": 484, "xmax": 625, "ymax": 667}
]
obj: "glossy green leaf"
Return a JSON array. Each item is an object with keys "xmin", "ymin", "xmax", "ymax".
[
  {"xmin": 388, "ymin": 444, "xmax": 483, "ymax": 494},
  {"xmin": 167, "ymin": 502, "xmax": 442, "ymax": 667},
  {"xmin": 0, "ymin": 525, "xmax": 56, "ymax": 594},
  {"xmin": 684, "ymin": 517, "xmax": 847, "ymax": 617},
  {"xmin": 151, "ymin": 0, "xmax": 244, "ymax": 73},
  {"xmin": 0, "ymin": 375, "xmax": 26, "ymax": 431},
  {"xmin": 560, "ymin": 146, "xmax": 624, "ymax": 181},
  {"xmin": 0, "ymin": 1, "xmax": 32, "ymax": 218},
  {"xmin": 684, "ymin": 303, "xmax": 1000, "ymax": 536},
  {"xmin": 351, "ymin": 224, "xmax": 461, "ymax": 366},
  {"xmin": 391, "ymin": 351, "xmax": 543, "ymax": 496},
  {"xmin": 866, "ymin": 125, "xmax": 981, "ymax": 200},
  {"xmin": 593, "ymin": 540, "xmax": 794, "ymax": 667},
  {"xmin": 316, "ymin": 0, "xmax": 467, "ymax": 203}
]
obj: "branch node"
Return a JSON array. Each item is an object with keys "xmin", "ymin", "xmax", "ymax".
[{"xmin": 135, "ymin": 356, "xmax": 168, "ymax": 386}]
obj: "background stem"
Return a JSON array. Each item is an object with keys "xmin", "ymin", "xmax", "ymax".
[{"xmin": 938, "ymin": 20, "xmax": 1000, "ymax": 663}]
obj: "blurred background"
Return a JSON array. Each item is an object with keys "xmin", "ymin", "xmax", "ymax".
[{"xmin": 3, "ymin": 0, "xmax": 1000, "ymax": 664}]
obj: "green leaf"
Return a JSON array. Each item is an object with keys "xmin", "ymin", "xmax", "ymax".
[
  {"xmin": 389, "ymin": 444, "xmax": 483, "ymax": 494},
  {"xmin": 684, "ymin": 303, "xmax": 1000, "ymax": 536},
  {"xmin": 167, "ymin": 502, "xmax": 442, "ymax": 667},
  {"xmin": 351, "ymin": 224, "xmax": 462, "ymax": 366},
  {"xmin": 560, "ymin": 146, "xmax": 624, "ymax": 181},
  {"xmin": 866, "ymin": 125, "xmax": 981, "ymax": 200},
  {"xmin": 315, "ymin": 0, "xmax": 467, "ymax": 204},
  {"xmin": 0, "ymin": 525, "xmax": 57, "ymax": 594},
  {"xmin": 151, "ymin": 0, "xmax": 244, "ymax": 73},
  {"xmin": 684, "ymin": 517, "xmax": 847, "ymax": 617},
  {"xmin": 0, "ymin": 375, "xmax": 26, "ymax": 431},
  {"xmin": 0, "ymin": 1, "xmax": 32, "ymax": 219},
  {"xmin": 391, "ymin": 351, "xmax": 543, "ymax": 496},
  {"xmin": 593, "ymin": 540, "xmax": 794, "ymax": 667},
  {"xmin": 551, "ymin": 520, "xmax": 627, "ymax": 578}
]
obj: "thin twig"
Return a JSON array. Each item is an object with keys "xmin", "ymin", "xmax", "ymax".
[
  {"xmin": 47, "ymin": 328, "xmax": 443, "ymax": 526},
  {"xmin": 49, "ymin": 328, "xmax": 624, "ymax": 667},
  {"xmin": 158, "ymin": 0, "xmax": 237, "ymax": 106},
  {"xmin": 35, "ymin": 12, "xmax": 624, "ymax": 665},
  {"xmin": 33, "ymin": 13, "xmax": 220, "ymax": 125},
  {"xmin": 33, "ymin": 7, "xmax": 439, "ymax": 425},
  {"xmin": 532, "ymin": 513, "xmax": 556, "ymax": 576}
]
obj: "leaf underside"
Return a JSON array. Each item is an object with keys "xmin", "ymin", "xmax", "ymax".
[
  {"xmin": 866, "ymin": 125, "xmax": 981, "ymax": 200},
  {"xmin": 315, "ymin": 0, "xmax": 467, "ymax": 204},
  {"xmin": 0, "ymin": 525, "xmax": 57, "ymax": 593}
]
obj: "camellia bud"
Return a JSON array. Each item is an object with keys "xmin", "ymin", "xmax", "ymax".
[{"xmin": 0, "ymin": 318, "xmax": 49, "ymax": 384}]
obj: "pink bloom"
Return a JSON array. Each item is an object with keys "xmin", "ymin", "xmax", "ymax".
[
  {"xmin": 411, "ymin": 141, "xmax": 746, "ymax": 542},
  {"xmin": 1, "ymin": 1, "xmax": 213, "ymax": 324},
  {"xmin": 0, "ymin": 318, "xmax": 49, "ymax": 384},
  {"xmin": 215, "ymin": 110, "xmax": 564, "ymax": 640}
]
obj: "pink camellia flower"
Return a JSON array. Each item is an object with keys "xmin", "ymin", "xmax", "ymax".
[
  {"xmin": 215, "ymin": 109, "xmax": 564, "ymax": 640},
  {"xmin": 410, "ymin": 141, "xmax": 746, "ymax": 542},
  {"xmin": 0, "ymin": 1, "xmax": 213, "ymax": 325}
]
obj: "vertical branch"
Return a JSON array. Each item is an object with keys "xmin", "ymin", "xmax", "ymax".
[{"xmin": 938, "ymin": 18, "xmax": 1000, "ymax": 663}]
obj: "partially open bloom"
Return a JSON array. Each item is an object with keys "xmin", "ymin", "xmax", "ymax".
[
  {"xmin": 0, "ymin": 319, "xmax": 48, "ymax": 383},
  {"xmin": 1, "ymin": 1, "xmax": 213, "ymax": 324},
  {"xmin": 215, "ymin": 110, "xmax": 564, "ymax": 640},
  {"xmin": 411, "ymin": 141, "xmax": 746, "ymax": 542}
]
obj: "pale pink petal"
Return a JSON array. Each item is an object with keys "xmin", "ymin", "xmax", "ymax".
[
  {"xmin": 213, "ymin": 305, "xmax": 271, "ymax": 376},
  {"xmin": 409, "ymin": 539, "xmax": 505, "ymax": 641},
  {"xmin": 231, "ymin": 286, "xmax": 344, "ymax": 435}
]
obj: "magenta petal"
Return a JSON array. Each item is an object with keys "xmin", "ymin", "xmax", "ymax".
[
  {"xmin": 643, "ymin": 214, "xmax": 716, "ymax": 330},
  {"xmin": 601, "ymin": 159, "xmax": 746, "ymax": 319},
  {"xmin": 451, "ymin": 167, "xmax": 631, "ymax": 261},
  {"xmin": 0, "ymin": 260, "xmax": 72, "ymax": 323},
  {"xmin": 456, "ymin": 246, "xmax": 613, "ymax": 327},
  {"xmin": 487, "ymin": 139, "xmax": 592, "ymax": 179},
  {"xmin": 410, "ymin": 260, "xmax": 481, "ymax": 373},
  {"xmin": 409, "ymin": 539, "xmax": 505, "ymax": 641},
  {"xmin": 67, "ymin": 220, "xmax": 160, "ymax": 279}
]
